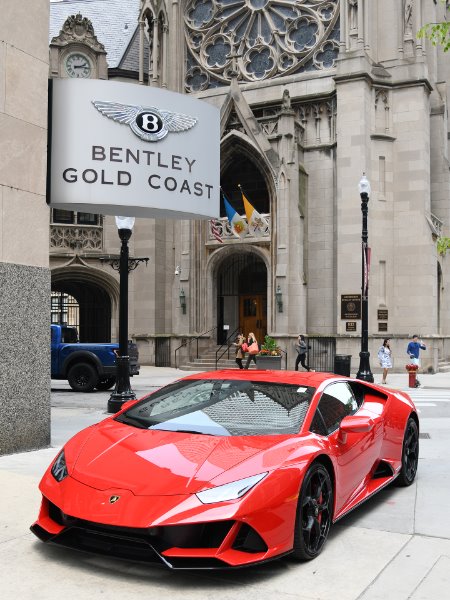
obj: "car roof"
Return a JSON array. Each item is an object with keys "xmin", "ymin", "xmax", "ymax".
[{"xmin": 180, "ymin": 370, "xmax": 344, "ymax": 386}]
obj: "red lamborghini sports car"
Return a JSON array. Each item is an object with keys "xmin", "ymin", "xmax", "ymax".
[{"xmin": 31, "ymin": 370, "xmax": 419, "ymax": 569}]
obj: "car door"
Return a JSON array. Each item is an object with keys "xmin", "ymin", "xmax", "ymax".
[
  {"xmin": 310, "ymin": 381, "xmax": 375, "ymax": 514},
  {"xmin": 50, "ymin": 325, "xmax": 59, "ymax": 375}
]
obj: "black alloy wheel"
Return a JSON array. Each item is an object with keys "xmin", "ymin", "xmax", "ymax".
[
  {"xmin": 67, "ymin": 362, "xmax": 98, "ymax": 393},
  {"xmin": 292, "ymin": 463, "xmax": 333, "ymax": 560},
  {"xmin": 395, "ymin": 417, "xmax": 419, "ymax": 487},
  {"xmin": 95, "ymin": 377, "xmax": 116, "ymax": 391}
]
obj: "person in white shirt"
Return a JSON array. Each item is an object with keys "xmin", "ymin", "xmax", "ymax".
[{"xmin": 377, "ymin": 338, "xmax": 392, "ymax": 384}]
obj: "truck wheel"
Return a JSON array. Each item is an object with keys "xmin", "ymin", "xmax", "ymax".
[
  {"xmin": 96, "ymin": 377, "xmax": 116, "ymax": 391},
  {"xmin": 68, "ymin": 362, "xmax": 98, "ymax": 392}
]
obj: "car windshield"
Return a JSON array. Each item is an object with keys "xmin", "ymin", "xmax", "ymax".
[{"xmin": 116, "ymin": 379, "xmax": 316, "ymax": 436}]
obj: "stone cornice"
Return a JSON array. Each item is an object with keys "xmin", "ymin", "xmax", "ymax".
[{"xmin": 334, "ymin": 70, "xmax": 433, "ymax": 93}]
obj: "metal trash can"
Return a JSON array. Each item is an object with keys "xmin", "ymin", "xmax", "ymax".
[{"xmin": 334, "ymin": 354, "xmax": 352, "ymax": 377}]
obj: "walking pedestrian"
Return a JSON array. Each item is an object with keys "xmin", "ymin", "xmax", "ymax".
[
  {"xmin": 234, "ymin": 333, "xmax": 245, "ymax": 369},
  {"xmin": 406, "ymin": 334, "xmax": 426, "ymax": 387},
  {"xmin": 244, "ymin": 332, "xmax": 259, "ymax": 369},
  {"xmin": 294, "ymin": 334, "xmax": 311, "ymax": 371},
  {"xmin": 377, "ymin": 338, "xmax": 392, "ymax": 384}
]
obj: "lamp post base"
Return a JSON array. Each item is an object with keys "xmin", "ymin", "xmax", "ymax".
[
  {"xmin": 108, "ymin": 355, "xmax": 136, "ymax": 413},
  {"xmin": 356, "ymin": 351, "xmax": 374, "ymax": 382}
]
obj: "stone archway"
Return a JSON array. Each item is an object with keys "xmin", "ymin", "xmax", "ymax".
[
  {"xmin": 210, "ymin": 247, "xmax": 269, "ymax": 344},
  {"xmin": 51, "ymin": 267, "xmax": 119, "ymax": 342},
  {"xmin": 220, "ymin": 132, "xmax": 276, "ymax": 215}
]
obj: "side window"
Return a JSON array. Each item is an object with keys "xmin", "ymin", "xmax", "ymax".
[
  {"xmin": 62, "ymin": 327, "xmax": 78, "ymax": 344},
  {"xmin": 310, "ymin": 411, "xmax": 327, "ymax": 436},
  {"xmin": 312, "ymin": 382, "xmax": 358, "ymax": 436}
]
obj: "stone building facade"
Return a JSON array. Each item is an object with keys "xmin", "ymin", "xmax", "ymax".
[
  {"xmin": 48, "ymin": 0, "xmax": 450, "ymax": 374},
  {"xmin": 0, "ymin": 1, "xmax": 51, "ymax": 454}
]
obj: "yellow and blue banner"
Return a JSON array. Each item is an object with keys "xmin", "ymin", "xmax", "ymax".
[
  {"xmin": 223, "ymin": 193, "xmax": 247, "ymax": 237},
  {"xmin": 241, "ymin": 189, "xmax": 269, "ymax": 237}
]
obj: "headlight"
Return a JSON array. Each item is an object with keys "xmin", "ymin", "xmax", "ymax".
[
  {"xmin": 196, "ymin": 473, "xmax": 268, "ymax": 504},
  {"xmin": 51, "ymin": 450, "xmax": 68, "ymax": 482}
]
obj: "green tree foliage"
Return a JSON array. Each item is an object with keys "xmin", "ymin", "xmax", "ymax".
[
  {"xmin": 417, "ymin": 2, "xmax": 450, "ymax": 52},
  {"xmin": 437, "ymin": 237, "xmax": 450, "ymax": 256}
]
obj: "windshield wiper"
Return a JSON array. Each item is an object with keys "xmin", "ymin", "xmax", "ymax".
[{"xmin": 161, "ymin": 428, "xmax": 213, "ymax": 436}]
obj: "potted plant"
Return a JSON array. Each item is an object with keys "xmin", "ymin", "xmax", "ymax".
[{"xmin": 255, "ymin": 335, "xmax": 283, "ymax": 370}]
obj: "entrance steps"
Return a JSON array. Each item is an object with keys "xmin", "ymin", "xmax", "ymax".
[
  {"xmin": 178, "ymin": 346, "xmax": 257, "ymax": 372},
  {"xmin": 438, "ymin": 359, "xmax": 450, "ymax": 373}
]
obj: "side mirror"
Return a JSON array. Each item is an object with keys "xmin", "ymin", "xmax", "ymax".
[
  {"xmin": 340, "ymin": 415, "xmax": 374, "ymax": 433},
  {"xmin": 338, "ymin": 415, "xmax": 374, "ymax": 443}
]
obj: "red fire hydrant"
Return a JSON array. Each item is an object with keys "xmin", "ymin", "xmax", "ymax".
[{"xmin": 406, "ymin": 364, "xmax": 418, "ymax": 388}]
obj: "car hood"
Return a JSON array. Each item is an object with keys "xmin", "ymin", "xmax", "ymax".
[{"xmin": 70, "ymin": 420, "xmax": 292, "ymax": 496}]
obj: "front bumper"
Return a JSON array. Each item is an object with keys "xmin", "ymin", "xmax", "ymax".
[
  {"xmin": 31, "ymin": 502, "xmax": 273, "ymax": 569},
  {"xmin": 30, "ymin": 472, "xmax": 298, "ymax": 569},
  {"xmin": 102, "ymin": 362, "xmax": 140, "ymax": 377}
]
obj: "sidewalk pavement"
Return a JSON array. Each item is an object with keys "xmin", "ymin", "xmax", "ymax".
[{"xmin": 0, "ymin": 366, "xmax": 449, "ymax": 599}]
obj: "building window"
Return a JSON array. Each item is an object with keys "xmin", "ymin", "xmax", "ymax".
[
  {"xmin": 52, "ymin": 209, "xmax": 74, "ymax": 224},
  {"xmin": 51, "ymin": 209, "xmax": 99, "ymax": 226},
  {"xmin": 77, "ymin": 212, "xmax": 99, "ymax": 225}
]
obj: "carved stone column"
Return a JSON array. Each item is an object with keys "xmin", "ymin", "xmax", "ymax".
[
  {"xmin": 162, "ymin": 24, "xmax": 168, "ymax": 88},
  {"xmin": 348, "ymin": 0, "xmax": 358, "ymax": 50},
  {"xmin": 403, "ymin": 0, "xmax": 415, "ymax": 57},
  {"xmin": 139, "ymin": 19, "xmax": 144, "ymax": 84},
  {"xmin": 151, "ymin": 17, "xmax": 159, "ymax": 86}
]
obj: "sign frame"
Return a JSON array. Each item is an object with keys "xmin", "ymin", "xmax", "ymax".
[
  {"xmin": 47, "ymin": 78, "xmax": 220, "ymax": 220},
  {"xmin": 341, "ymin": 294, "xmax": 362, "ymax": 320}
]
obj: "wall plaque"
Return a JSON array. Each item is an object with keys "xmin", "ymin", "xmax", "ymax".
[
  {"xmin": 346, "ymin": 322, "xmax": 357, "ymax": 332},
  {"xmin": 378, "ymin": 322, "xmax": 388, "ymax": 332},
  {"xmin": 341, "ymin": 295, "xmax": 361, "ymax": 320},
  {"xmin": 377, "ymin": 309, "xmax": 388, "ymax": 320}
]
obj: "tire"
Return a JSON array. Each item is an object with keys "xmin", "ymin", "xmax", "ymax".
[
  {"xmin": 67, "ymin": 362, "xmax": 99, "ymax": 393},
  {"xmin": 292, "ymin": 463, "xmax": 333, "ymax": 561},
  {"xmin": 95, "ymin": 377, "xmax": 116, "ymax": 391},
  {"xmin": 395, "ymin": 417, "xmax": 419, "ymax": 487}
]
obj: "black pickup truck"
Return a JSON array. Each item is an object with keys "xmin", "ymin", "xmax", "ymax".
[{"xmin": 51, "ymin": 324, "xmax": 140, "ymax": 392}]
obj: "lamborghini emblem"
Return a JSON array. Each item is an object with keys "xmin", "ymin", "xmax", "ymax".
[
  {"xmin": 92, "ymin": 100, "xmax": 198, "ymax": 142},
  {"xmin": 109, "ymin": 495, "xmax": 120, "ymax": 504}
]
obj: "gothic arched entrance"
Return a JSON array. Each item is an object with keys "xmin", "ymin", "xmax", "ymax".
[
  {"xmin": 216, "ymin": 252, "xmax": 267, "ymax": 344},
  {"xmin": 220, "ymin": 144, "xmax": 271, "ymax": 217},
  {"xmin": 51, "ymin": 271, "xmax": 117, "ymax": 342}
]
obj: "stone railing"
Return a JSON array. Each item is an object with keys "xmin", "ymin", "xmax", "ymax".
[
  {"xmin": 207, "ymin": 215, "xmax": 271, "ymax": 243},
  {"xmin": 429, "ymin": 213, "xmax": 443, "ymax": 238},
  {"xmin": 50, "ymin": 224, "xmax": 103, "ymax": 251}
]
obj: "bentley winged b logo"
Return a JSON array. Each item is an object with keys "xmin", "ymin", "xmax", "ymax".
[{"xmin": 92, "ymin": 100, "xmax": 198, "ymax": 142}]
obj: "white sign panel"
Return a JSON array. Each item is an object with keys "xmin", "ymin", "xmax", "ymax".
[{"xmin": 48, "ymin": 79, "xmax": 220, "ymax": 219}]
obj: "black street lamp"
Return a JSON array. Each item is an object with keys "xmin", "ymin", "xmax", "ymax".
[
  {"xmin": 99, "ymin": 221, "xmax": 148, "ymax": 413},
  {"xmin": 108, "ymin": 216, "xmax": 135, "ymax": 413},
  {"xmin": 356, "ymin": 174, "xmax": 374, "ymax": 382},
  {"xmin": 100, "ymin": 215, "xmax": 151, "ymax": 414}
]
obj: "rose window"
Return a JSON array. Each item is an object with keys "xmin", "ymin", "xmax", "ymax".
[{"xmin": 185, "ymin": 0, "xmax": 340, "ymax": 91}]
